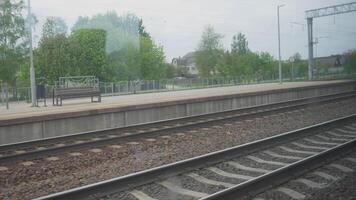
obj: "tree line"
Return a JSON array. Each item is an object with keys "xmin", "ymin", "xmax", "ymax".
[
  {"xmin": 1, "ymin": 0, "xmax": 355, "ymax": 89},
  {"xmin": 195, "ymin": 25, "xmax": 310, "ymax": 80},
  {"xmin": 1, "ymin": 0, "xmax": 172, "ymax": 87}
]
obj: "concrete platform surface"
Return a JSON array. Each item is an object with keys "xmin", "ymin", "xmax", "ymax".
[{"xmin": 0, "ymin": 80, "xmax": 354, "ymax": 123}]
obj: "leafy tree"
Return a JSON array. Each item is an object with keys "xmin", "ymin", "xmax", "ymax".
[
  {"xmin": 72, "ymin": 12, "xmax": 140, "ymax": 53},
  {"xmin": 140, "ymin": 36, "xmax": 167, "ymax": 80},
  {"xmin": 67, "ymin": 29, "xmax": 108, "ymax": 80},
  {"xmin": 195, "ymin": 25, "xmax": 224, "ymax": 77},
  {"xmin": 231, "ymin": 33, "xmax": 249, "ymax": 55},
  {"xmin": 71, "ymin": 12, "xmax": 169, "ymax": 81},
  {"xmin": 345, "ymin": 50, "xmax": 356, "ymax": 74},
  {"xmin": 107, "ymin": 35, "xmax": 167, "ymax": 81},
  {"xmin": 35, "ymin": 34, "xmax": 69, "ymax": 84},
  {"xmin": 42, "ymin": 17, "xmax": 67, "ymax": 38},
  {"xmin": 138, "ymin": 18, "xmax": 150, "ymax": 38},
  {"xmin": 175, "ymin": 65, "xmax": 190, "ymax": 77},
  {"xmin": 33, "ymin": 17, "xmax": 70, "ymax": 84},
  {"xmin": 217, "ymin": 50, "xmax": 232, "ymax": 77},
  {"xmin": 285, "ymin": 52, "xmax": 308, "ymax": 79},
  {"xmin": 107, "ymin": 42, "xmax": 141, "ymax": 81},
  {"xmin": 0, "ymin": 0, "xmax": 26, "ymax": 84}
]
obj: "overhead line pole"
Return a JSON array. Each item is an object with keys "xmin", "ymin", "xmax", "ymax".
[{"xmin": 305, "ymin": 2, "xmax": 356, "ymax": 80}]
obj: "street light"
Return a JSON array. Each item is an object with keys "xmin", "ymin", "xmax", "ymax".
[
  {"xmin": 277, "ymin": 4, "xmax": 285, "ymax": 84},
  {"xmin": 27, "ymin": 0, "xmax": 37, "ymax": 106}
]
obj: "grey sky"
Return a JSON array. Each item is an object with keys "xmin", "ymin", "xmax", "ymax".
[{"xmin": 31, "ymin": 0, "xmax": 356, "ymax": 61}]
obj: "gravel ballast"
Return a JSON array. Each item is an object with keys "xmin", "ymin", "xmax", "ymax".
[{"xmin": 0, "ymin": 98, "xmax": 355, "ymax": 199}]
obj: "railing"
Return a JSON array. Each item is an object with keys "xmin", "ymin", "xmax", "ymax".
[
  {"xmin": 1, "ymin": 73, "xmax": 356, "ymax": 109},
  {"xmin": 56, "ymin": 76, "xmax": 99, "ymax": 89},
  {"xmin": 99, "ymin": 73, "xmax": 356, "ymax": 97}
]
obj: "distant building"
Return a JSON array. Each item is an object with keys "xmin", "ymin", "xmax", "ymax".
[
  {"xmin": 315, "ymin": 54, "xmax": 346, "ymax": 73},
  {"xmin": 172, "ymin": 52, "xmax": 199, "ymax": 75}
]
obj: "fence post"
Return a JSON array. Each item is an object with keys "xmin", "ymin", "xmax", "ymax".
[
  {"xmin": 104, "ymin": 83, "xmax": 107, "ymax": 94},
  {"xmin": 5, "ymin": 83, "xmax": 9, "ymax": 110},
  {"xmin": 0, "ymin": 83, "xmax": 3, "ymax": 107},
  {"xmin": 0, "ymin": 82, "xmax": 2, "ymax": 105},
  {"xmin": 111, "ymin": 83, "xmax": 114, "ymax": 96},
  {"xmin": 28, "ymin": 87, "xmax": 31, "ymax": 103}
]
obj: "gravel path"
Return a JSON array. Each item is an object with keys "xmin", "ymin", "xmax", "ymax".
[{"xmin": 0, "ymin": 98, "xmax": 355, "ymax": 200}]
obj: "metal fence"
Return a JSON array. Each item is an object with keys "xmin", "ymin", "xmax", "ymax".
[
  {"xmin": 1, "ymin": 73, "xmax": 356, "ymax": 109},
  {"xmin": 99, "ymin": 73, "xmax": 356, "ymax": 97}
]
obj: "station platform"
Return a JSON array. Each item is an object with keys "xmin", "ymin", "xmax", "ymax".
[{"xmin": 0, "ymin": 80, "xmax": 355, "ymax": 145}]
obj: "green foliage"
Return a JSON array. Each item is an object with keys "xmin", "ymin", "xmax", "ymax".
[
  {"xmin": 214, "ymin": 32, "xmax": 278, "ymax": 80},
  {"xmin": 165, "ymin": 64, "xmax": 176, "ymax": 78},
  {"xmin": 174, "ymin": 65, "xmax": 190, "ymax": 77},
  {"xmin": 34, "ymin": 17, "xmax": 70, "ymax": 84},
  {"xmin": 225, "ymin": 51, "xmax": 277, "ymax": 79},
  {"xmin": 107, "ymin": 42, "xmax": 141, "ymax": 81},
  {"xmin": 140, "ymin": 36, "xmax": 167, "ymax": 80},
  {"xmin": 345, "ymin": 50, "xmax": 356, "ymax": 73},
  {"xmin": 42, "ymin": 17, "xmax": 67, "ymax": 38},
  {"xmin": 35, "ymin": 33, "xmax": 69, "ymax": 84},
  {"xmin": 106, "ymin": 35, "xmax": 167, "ymax": 81},
  {"xmin": 0, "ymin": 0, "xmax": 26, "ymax": 84},
  {"xmin": 196, "ymin": 25, "xmax": 224, "ymax": 77},
  {"xmin": 34, "ymin": 26, "xmax": 110, "ymax": 84},
  {"xmin": 72, "ymin": 12, "xmax": 140, "ymax": 53},
  {"xmin": 138, "ymin": 18, "xmax": 150, "ymax": 38},
  {"xmin": 67, "ymin": 29, "xmax": 108, "ymax": 80},
  {"xmin": 231, "ymin": 33, "xmax": 249, "ymax": 55},
  {"xmin": 283, "ymin": 52, "xmax": 308, "ymax": 79},
  {"xmin": 30, "ymin": 11, "xmax": 168, "ymax": 84}
]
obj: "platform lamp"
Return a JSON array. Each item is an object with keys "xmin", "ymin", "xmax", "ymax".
[{"xmin": 27, "ymin": 0, "xmax": 37, "ymax": 107}]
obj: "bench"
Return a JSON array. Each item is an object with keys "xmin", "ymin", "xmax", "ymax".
[{"xmin": 53, "ymin": 87, "xmax": 101, "ymax": 106}]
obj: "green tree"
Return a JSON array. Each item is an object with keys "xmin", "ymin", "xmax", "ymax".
[
  {"xmin": 138, "ymin": 18, "xmax": 150, "ymax": 38},
  {"xmin": 107, "ymin": 42, "xmax": 141, "ymax": 81},
  {"xmin": 0, "ymin": 0, "xmax": 26, "ymax": 85},
  {"xmin": 345, "ymin": 50, "xmax": 356, "ymax": 74},
  {"xmin": 140, "ymin": 36, "xmax": 167, "ymax": 80},
  {"xmin": 42, "ymin": 17, "xmax": 67, "ymax": 38},
  {"xmin": 195, "ymin": 25, "xmax": 224, "ymax": 77},
  {"xmin": 33, "ymin": 17, "xmax": 69, "ymax": 84},
  {"xmin": 35, "ymin": 34, "xmax": 69, "ymax": 84},
  {"xmin": 67, "ymin": 29, "xmax": 108, "ymax": 80},
  {"xmin": 259, "ymin": 52, "xmax": 277, "ymax": 79},
  {"xmin": 72, "ymin": 12, "xmax": 140, "ymax": 53},
  {"xmin": 231, "ymin": 33, "xmax": 249, "ymax": 55},
  {"xmin": 217, "ymin": 50, "xmax": 232, "ymax": 77},
  {"xmin": 285, "ymin": 52, "xmax": 308, "ymax": 79},
  {"xmin": 105, "ymin": 18, "xmax": 167, "ymax": 81}
]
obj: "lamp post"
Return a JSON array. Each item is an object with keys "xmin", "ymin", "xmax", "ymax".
[
  {"xmin": 27, "ymin": 0, "xmax": 37, "ymax": 107},
  {"xmin": 277, "ymin": 4, "xmax": 285, "ymax": 84}
]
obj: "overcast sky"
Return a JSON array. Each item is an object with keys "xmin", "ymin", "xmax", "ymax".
[{"xmin": 30, "ymin": 0, "xmax": 356, "ymax": 61}]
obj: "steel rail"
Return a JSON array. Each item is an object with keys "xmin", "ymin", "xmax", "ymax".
[
  {"xmin": 0, "ymin": 91, "xmax": 355, "ymax": 164},
  {"xmin": 34, "ymin": 114, "xmax": 356, "ymax": 200},
  {"xmin": 201, "ymin": 137, "xmax": 356, "ymax": 200}
]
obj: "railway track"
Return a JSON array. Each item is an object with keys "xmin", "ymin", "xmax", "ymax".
[
  {"xmin": 35, "ymin": 114, "xmax": 356, "ymax": 200},
  {"xmin": 252, "ymin": 148, "xmax": 356, "ymax": 200},
  {"xmin": 0, "ymin": 91, "xmax": 356, "ymax": 164}
]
